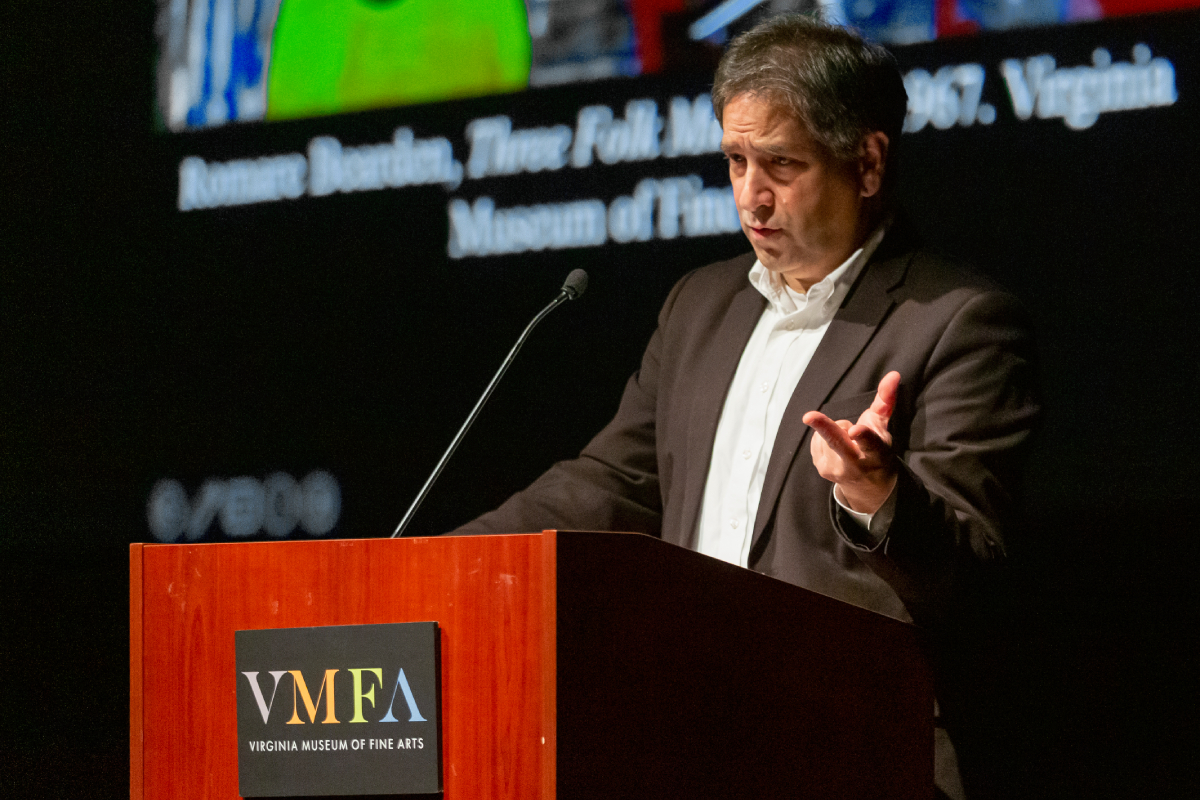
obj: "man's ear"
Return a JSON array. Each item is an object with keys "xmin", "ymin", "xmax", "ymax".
[{"xmin": 858, "ymin": 131, "xmax": 889, "ymax": 198}]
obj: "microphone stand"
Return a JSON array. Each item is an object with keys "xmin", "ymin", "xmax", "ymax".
[{"xmin": 391, "ymin": 271, "xmax": 587, "ymax": 538}]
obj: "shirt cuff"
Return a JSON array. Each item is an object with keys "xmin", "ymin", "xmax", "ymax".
[
  {"xmin": 833, "ymin": 485, "xmax": 874, "ymax": 529},
  {"xmin": 831, "ymin": 482, "xmax": 898, "ymax": 552}
]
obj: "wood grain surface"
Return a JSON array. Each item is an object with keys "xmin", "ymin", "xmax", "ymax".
[
  {"xmin": 133, "ymin": 534, "xmax": 551, "ymax": 800},
  {"xmin": 132, "ymin": 531, "xmax": 932, "ymax": 799},
  {"xmin": 130, "ymin": 544, "xmax": 144, "ymax": 800}
]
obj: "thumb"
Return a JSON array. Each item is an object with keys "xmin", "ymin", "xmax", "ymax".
[{"xmin": 869, "ymin": 371, "xmax": 901, "ymax": 426}]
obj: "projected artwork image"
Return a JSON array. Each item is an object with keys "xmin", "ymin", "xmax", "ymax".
[
  {"xmin": 156, "ymin": 0, "xmax": 1200, "ymax": 129},
  {"xmin": 156, "ymin": 0, "xmax": 534, "ymax": 129}
]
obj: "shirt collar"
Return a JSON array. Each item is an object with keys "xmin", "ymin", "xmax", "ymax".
[{"xmin": 748, "ymin": 217, "xmax": 891, "ymax": 318}]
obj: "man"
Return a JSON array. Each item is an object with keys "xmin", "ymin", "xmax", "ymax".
[{"xmin": 453, "ymin": 15, "xmax": 1038, "ymax": 799}]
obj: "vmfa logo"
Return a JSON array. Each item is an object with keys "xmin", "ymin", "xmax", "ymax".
[
  {"xmin": 234, "ymin": 622, "xmax": 442, "ymax": 796},
  {"xmin": 241, "ymin": 666, "xmax": 427, "ymax": 726}
]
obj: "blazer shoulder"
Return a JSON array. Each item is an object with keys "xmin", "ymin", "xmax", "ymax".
[
  {"xmin": 874, "ymin": 215, "xmax": 1014, "ymax": 304},
  {"xmin": 894, "ymin": 247, "xmax": 1019, "ymax": 308},
  {"xmin": 682, "ymin": 250, "xmax": 757, "ymax": 290},
  {"xmin": 656, "ymin": 251, "xmax": 756, "ymax": 320}
]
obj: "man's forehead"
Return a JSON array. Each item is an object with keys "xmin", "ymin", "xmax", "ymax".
[
  {"xmin": 722, "ymin": 92, "xmax": 797, "ymax": 123},
  {"xmin": 719, "ymin": 94, "xmax": 814, "ymax": 151}
]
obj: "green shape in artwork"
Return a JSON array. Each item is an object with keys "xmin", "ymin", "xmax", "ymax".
[{"xmin": 266, "ymin": 0, "xmax": 531, "ymax": 120}]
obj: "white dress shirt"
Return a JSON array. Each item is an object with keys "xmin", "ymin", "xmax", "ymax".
[{"xmin": 696, "ymin": 225, "xmax": 887, "ymax": 567}]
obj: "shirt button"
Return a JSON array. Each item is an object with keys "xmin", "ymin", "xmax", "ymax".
[
  {"xmin": 786, "ymin": 321, "xmax": 795, "ymax": 330},
  {"xmin": 759, "ymin": 382, "xmax": 769, "ymax": 393},
  {"xmin": 729, "ymin": 519, "xmax": 739, "ymax": 529},
  {"xmin": 742, "ymin": 449, "xmax": 752, "ymax": 460}
]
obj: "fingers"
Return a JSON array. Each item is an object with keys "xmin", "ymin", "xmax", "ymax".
[
  {"xmin": 802, "ymin": 411, "xmax": 862, "ymax": 462},
  {"xmin": 805, "ymin": 377, "xmax": 901, "ymax": 511},
  {"xmin": 806, "ymin": 372, "xmax": 902, "ymax": 461},
  {"xmin": 846, "ymin": 423, "xmax": 888, "ymax": 454}
]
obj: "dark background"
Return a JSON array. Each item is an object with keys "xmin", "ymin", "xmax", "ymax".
[{"xmin": 4, "ymin": 3, "xmax": 1199, "ymax": 797}]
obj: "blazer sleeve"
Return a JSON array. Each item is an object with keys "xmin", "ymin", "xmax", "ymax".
[
  {"xmin": 832, "ymin": 288, "xmax": 1040, "ymax": 627},
  {"xmin": 446, "ymin": 273, "xmax": 697, "ymax": 537}
]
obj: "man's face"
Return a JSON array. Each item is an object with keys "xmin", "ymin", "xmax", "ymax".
[{"xmin": 720, "ymin": 93, "xmax": 875, "ymax": 292}]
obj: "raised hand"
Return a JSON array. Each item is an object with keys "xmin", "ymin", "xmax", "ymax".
[{"xmin": 801, "ymin": 371, "xmax": 901, "ymax": 514}]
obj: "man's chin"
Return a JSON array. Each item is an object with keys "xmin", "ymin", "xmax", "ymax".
[{"xmin": 750, "ymin": 245, "xmax": 785, "ymax": 271}]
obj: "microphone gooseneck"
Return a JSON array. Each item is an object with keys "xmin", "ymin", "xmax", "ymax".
[{"xmin": 391, "ymin": 270, "xmax": 590, "ymax": 538}]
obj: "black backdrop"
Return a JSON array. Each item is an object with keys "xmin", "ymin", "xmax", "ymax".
[{"xmin": 4, "ymin": 4, "xmax": 1199, "ymax": 797}]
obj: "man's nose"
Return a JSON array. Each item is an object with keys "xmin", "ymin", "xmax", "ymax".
[{"xmin": 737, "ymin": 165, "xmax": 773, "ymax": 218}]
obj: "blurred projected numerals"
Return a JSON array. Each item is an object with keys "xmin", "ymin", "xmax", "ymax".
[
  {"xmin": 903, "ymin": 64, "xmax": 996, "ymax": 133},
  {"xmin": 147, "ymin": 471, "xmax": 341, "ymax": 543}
]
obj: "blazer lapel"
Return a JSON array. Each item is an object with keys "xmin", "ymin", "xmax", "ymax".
[
  {"xmin": 674, "ymin": 282, "xmax": 766, "ymax": 550},
  {"xmin": 748, "ymin": 244, "xmax": 913, "ymax": 557}
]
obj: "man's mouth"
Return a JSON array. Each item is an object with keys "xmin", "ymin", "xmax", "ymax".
[{"xmin": 748, "ymin": 225, "xmax": 781, "ymax": 238}]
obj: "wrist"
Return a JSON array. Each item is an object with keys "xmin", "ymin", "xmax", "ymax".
[{"xmin": 835, "ymin": 472, "xmax": 898, "ymax": 515}]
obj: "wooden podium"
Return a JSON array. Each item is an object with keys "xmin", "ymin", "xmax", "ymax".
[{"xmin": 130, "ymin": 531, "xmax": 932, "ymax": 799}]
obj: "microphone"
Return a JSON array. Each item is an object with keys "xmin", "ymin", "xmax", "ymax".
[
  {"xmin": 561, "ymin": 267, "xmax": 588, "ymax": 300},
  {"xmin": 391, "ymin": 270, "xmax": 589, "ymax": 538}
]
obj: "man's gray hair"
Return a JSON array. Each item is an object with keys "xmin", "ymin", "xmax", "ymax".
[{"xmin": 712, "ymin": 15, "xmax": 907, "ymax": 165}]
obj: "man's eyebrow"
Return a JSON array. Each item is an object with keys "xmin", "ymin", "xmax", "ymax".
[
  {"xmin": 756, "ymin": 142, "xmax": 794, "ymax": 157},
  {"xmin": 719, "ymin": 140, "xmax": 794, "ymax": 157}
]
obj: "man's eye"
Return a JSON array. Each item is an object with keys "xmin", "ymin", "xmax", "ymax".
[{"xmin": 774, "ymin": 157, "xmax": 792, "ymax": 166}]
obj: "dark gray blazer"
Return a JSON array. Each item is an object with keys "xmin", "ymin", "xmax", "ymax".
[{"xmin": 454, "ymin": 222, "xmax": 1039, "ymax": 633}]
